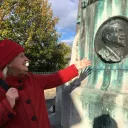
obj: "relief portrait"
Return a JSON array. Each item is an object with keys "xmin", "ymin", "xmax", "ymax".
[{"xmin": 94, "ymin": 16, "xmax": 128, "ymax": 63}]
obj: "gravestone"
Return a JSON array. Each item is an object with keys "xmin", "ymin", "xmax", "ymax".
[{"xmin": 60, "ymin": 0, "xmax": 128, "ymax": 128}]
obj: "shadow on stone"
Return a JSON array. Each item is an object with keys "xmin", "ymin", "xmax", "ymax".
[
  {"xmin": 60, "ymin": 67, "xmax": 92, "ymax": 127},
  {"xmin": 93, "ymin": 114, "xmax": 118, "ymax": 128},
  {"xmin": 65, "ymin": 67, "xmax": 92, "ymax": 93},
  {"xmin": 49, "ymin": 67, "xmax": 92, "ymax": 127}
]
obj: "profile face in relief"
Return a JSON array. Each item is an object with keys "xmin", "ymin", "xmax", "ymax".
[
  {"xmin": 102, "ymin": 23, "xmax": 126, "ymax": 47},
  {"xmin": 94, "ymin": 17, "xmax": 128, "ymax": 63}
]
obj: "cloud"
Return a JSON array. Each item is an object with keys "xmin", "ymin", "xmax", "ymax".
[
  {"xmin": 49, "ymin": 0, "xmax": 78, "ymax": 31},
  {"xmin": 61, "ymin": 36, "xmax": 74, "ymax": 46},
  {"xmin": 48, "ymin": 0, "xmax": 79, "ymax": 46}
]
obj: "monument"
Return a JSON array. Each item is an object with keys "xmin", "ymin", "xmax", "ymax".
[{"xmin": 54, "ymin": 0, "xmax": 128, "ymax": 128}]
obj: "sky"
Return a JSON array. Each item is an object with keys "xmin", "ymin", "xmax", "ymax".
[{"xmin": 48, "ymin": 0, "xmax": 79, "ymax": 46}]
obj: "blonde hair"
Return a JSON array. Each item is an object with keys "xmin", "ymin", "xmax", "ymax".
[{"xmin": 2, "ymin": 66, "xmax": 8, "ymax": 79}]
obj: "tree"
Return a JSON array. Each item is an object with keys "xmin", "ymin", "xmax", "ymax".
[{"xmin": 0, "ymin": 0, "xmax": 71, "ymax": 72}]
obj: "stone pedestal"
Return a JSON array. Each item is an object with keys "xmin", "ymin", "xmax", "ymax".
[{"xmin": 59, "ymin": 0, "xmax": 128, "ymax": 128}]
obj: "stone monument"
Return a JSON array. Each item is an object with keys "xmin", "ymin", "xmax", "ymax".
[{"xmin": 58, "ymin": 0, "xmax": 128, "ymax": 128}]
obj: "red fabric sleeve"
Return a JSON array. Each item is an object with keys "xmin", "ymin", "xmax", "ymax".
[
  {"xmin": 0, "ymin": 98, "xmax": 16, "ymax": 127},
  {"xmin": 34, "ymin": 64, "xmax": 78, "ymax": 89}
]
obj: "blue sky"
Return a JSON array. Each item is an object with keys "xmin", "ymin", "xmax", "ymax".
[{"xmin": 48, "ymin": 0, "xmax": 79, "ymax": 46}]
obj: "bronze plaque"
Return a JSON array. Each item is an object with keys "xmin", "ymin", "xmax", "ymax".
[{"xmin": 94, "ymin": 16, "xmax": 128, "ymax": 63}]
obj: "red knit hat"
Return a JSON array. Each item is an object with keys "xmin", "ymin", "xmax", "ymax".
[{"xmin": 0, "ymin": 39, "xmax": 24, "ymax": 70}]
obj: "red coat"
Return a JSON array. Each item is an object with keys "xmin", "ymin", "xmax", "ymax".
[{"xmin": 0, "ymin": 64, "xmax": 78, "ymax": 128}]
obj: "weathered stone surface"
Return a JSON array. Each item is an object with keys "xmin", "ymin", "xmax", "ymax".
[{"xmin": 58, "ymin": 0, "xmax": 128, "ymax": 128}]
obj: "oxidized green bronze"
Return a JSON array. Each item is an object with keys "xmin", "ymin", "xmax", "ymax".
[
  {"xmin": 95, "ymin": 16, "xmax": 128, "ymax": 63},
  {"xmin": 60, "ymin": 0, "xmax": 128, "ymax": 128}
]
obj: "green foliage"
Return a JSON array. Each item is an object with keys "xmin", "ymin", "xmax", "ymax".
[{"xmin": 0, "ymin": 0, "xmax": 71, "ymax": 71}]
